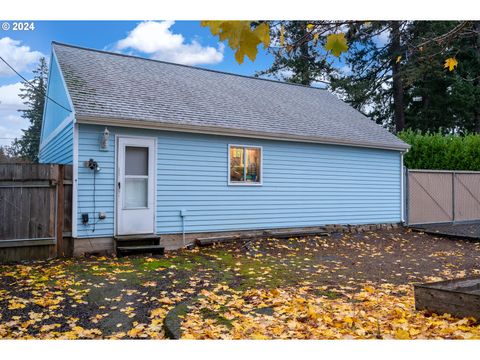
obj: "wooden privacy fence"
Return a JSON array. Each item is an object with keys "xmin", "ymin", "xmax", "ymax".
[
  {"xmin": 0, "ymin": 164, "xmax": 73, "ymax": 262},
  {"xmin": 407, "ymin": 169, "xmax": 480, "ymax": 225}
]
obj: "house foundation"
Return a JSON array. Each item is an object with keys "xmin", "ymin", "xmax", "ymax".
[{"xmin": 72, "ymin": 223, "xmax": 401, "ymax": 256}]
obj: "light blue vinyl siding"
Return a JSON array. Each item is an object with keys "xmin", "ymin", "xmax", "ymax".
[
  {"xmin": 40, "ymin": 53, "xmax": 72, "ymax": 142},
  {"xmin": 77, "ymin": 124, "xmax": 402, "ymax": 238},
  {"xmin": 39, "ymin": 52, "xmax": 73, "ymax": 164},
  {"xmin": 77, "ymin": 126, "xmax": 115, "ymax": 237},
  {"xmin": 38, "ymin": 121, "xmax": 73, "ymax": 164}
]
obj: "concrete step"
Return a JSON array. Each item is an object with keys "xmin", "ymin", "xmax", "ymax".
[
  {"xmin": 114, "ymin": 235, "xmax": 161, "ymax": 242},
  {"xmin": 114, "ymin": 235, "xmax": 161, "ymax": 248},
  {"xmin": 116, "ymin": 245, "xmax": 165, "ymax": 257}
]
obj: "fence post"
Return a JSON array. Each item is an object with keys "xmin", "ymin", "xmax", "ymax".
[
  {"xmin": 452, "ymin": 171, "xmax": 455, "ymax": 223},
  {"xmin": 48, "ymin": 165, "xmax": 57, "ymax": 259},
  {"xmin": 56, "ymin": 165, "xmax": 65, "ymax": 256}
]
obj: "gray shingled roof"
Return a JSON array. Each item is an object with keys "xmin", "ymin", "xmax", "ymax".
[{"xmin": 53, "ymin": 42, "xmax": 408, "ymax": 150}]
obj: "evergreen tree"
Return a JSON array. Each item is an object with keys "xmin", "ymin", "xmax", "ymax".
[
  {"xmin": 0, "ymin": 145, "xmax": 24, "ymax": 163},
  {"xmin": 328, "ymin": 21, "xmax": 408, "ymax": 131},
  {"xmin": 402, "ymin": 21, "xmax": 480, "ymax": 133},
  {"xmin": 258, "ymin": 21, "xmax": 409, "ymax": 131},
  {"xmin": 11, "ymin": 57, "xmax": 48, "ymax": 163},
  {"xmin": 327, "ymin": 21, "xmax": 480, "ymax": 133},
  {"xmin": 249, "ymin": 21, "xmax": 479, "ymax": 134},
  {"xmin": 0, "ymin": 146, "xmax": 8, "ymax": 163},
  {"xmin": 256, "ymin": 21, "xmax": 335, "ymax": 86}
]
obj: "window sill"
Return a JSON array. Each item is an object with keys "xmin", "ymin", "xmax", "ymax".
[{"xmin": 228, "ymin": 182, "xmax": 263, "ymax": 187}]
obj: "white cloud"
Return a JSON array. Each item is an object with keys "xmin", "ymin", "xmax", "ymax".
[
  {"xmin": 0, "ymin": 81, "xmax": 28, "ymax": 146},
  {"xmin": 0, "ymin": 40, "xmax": 42, "ymax": 145},
  {"xmin": 338, "ymin": 64, "xmax": 352, "ymax": 76},
  {"xmin": 258, "ymin": 68, "xmax": 294, "ymax": 82},
  {"xmin": 0, "ymin": 81, "xmax": 24, "ymax": 110},
  {"xmin": 0, "ymin": 37, "xmax": 43, "ymax": 77},
  {"xmin": 311, "ymin": 80, "xmax": 329, "ymax": 89},
  {"xmin": 0, "ymin": 121, "xmax": 26, "ymax": 146},
  {"xmin": 375, "ymin": 29, "xmax": 391, "ymax": 47},
  {"xmin": 115, "ymin": 21, "xmax": 224, "ymax": 66},
  {"xmin": 0, "ymin": 113, "xmax": 28, "ymax": 146}
]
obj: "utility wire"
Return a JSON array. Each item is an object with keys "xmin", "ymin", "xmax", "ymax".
[{"xmin": 0, "ymin": 56, "xmax": 73, "ymax": 113}]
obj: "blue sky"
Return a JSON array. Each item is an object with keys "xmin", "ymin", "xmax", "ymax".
[{"xmin": 0, "ymin": 21, "xmax": 275, "ymax": 146}]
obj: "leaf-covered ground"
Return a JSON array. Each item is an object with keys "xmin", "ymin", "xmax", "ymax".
[{"xmin": 1, "ymin": 228, "xmax": 480, "ymax": 339}]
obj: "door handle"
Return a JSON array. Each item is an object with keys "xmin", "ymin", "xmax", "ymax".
[{"xmin": 118, "ymin": 181, "xmax": 121, "ymax": 190}]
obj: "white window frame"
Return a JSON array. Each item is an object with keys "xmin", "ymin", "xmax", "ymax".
[
  {"xmin": 228, "ymin": 144, "xmax": 263, "ymax": 186},
  {"xmin": 123, "ymin": 146, "xmax": 150, "ymax": 210}
]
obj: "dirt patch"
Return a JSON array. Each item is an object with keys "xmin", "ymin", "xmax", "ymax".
[{"xmin": 0, "ymin": 228, "xmax": 479, "ymax": 339}]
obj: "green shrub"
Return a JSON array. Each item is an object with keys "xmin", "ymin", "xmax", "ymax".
[{"xmin": 398, "ymin": 130, "xmax": 480, "ymax": 170}]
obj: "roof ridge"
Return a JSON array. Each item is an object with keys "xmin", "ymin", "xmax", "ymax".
[{"xmin": 51, "ymin": 41, "xmax": 327, "ymax": 91}]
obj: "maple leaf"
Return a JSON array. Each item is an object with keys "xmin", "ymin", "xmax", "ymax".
[
  {"xmin": 202, "ymin": 21, "xmax": 270, "ymax": 64},
  {"xmin": 254, "ymin": 22, "xmax": 270, "ymax": 49},
  {"xmin": 158, "ymin": 297, "xmax": 175, "ymax": 305},
  {"xmin": 306, "ymin": 305, "xmax": 320, "ymax": 320},
  {"xmin": 279, "ymin": 24, "xmax": 285, "ymax": 47},
  {"xmin": 324, "ymin": 33, "xmax": 349, "ymax": 57},
  {"xmin": 200, "ymin": 21, "xmax": 221, "ymax": 36},
  {"xmin": 127, "ymin": 325, "xmax": 145, "ymax": 338},
  {"xmin": 394, "ymin": 328, "xmax": 411, "ymax": 340},
  {"xmin": 444, "ymin": 57, "xmax": 458, "ymax": 71},
  {"xmin": 40, "ymin": 324, "xmax": 61, "ymax": 332},
  {"xmin": 396, "ymin": 55, "xmax": 402, "ymax": 63},
  {"xmin": 8, "ymin": 300, "xmax": 26, "ymax": 310},
  {"xmin": 150, "ymin": 308, "xmax": 167, "ymax": 318}
]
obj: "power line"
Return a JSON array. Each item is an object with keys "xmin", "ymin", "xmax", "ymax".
[{"xmin": 0, "ymin": 56, "xmax": 73, "ymax": 113}]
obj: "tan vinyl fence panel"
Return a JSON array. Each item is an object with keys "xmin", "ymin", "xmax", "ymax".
[
  {"xmin": 407, "ymin": 170, "xmax": 480, "ymax": 225},
  {"xmin": 454, "ymin": 173, "xmax": 480, "ymax": 222}
]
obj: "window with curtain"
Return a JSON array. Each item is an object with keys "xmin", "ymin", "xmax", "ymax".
[{"xmin": 229, "ymin": 145, "xmax": 262, "ymax": 184}]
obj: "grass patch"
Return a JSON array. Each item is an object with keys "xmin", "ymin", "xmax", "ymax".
[
  {"xmin": 316, "ymin": 290, "xmax": 342, "ymax": 299},
  {"xmin": 200, "ymin": 308, "xmax": 234, "ymax": 329},
  {"xmin": 137, "ymin": 258, "xmax": 175, "ymax": 270}
]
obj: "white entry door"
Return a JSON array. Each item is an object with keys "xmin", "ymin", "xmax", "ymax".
[{"xmin": 116, "ymin": 137, "xmax": 156, "ymax": 235}]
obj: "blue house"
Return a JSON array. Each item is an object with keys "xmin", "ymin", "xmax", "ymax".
[{"xmin": 39, "ymin": 42, "xmax": 409, "ymax": 254}]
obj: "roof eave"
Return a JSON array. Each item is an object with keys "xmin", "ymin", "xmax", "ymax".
[{"xmin": 76, "ymin": 115, "xmax": 410, "ymax": 152}]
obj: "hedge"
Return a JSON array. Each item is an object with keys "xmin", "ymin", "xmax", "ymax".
[{"xmin": 397, "ymin": 130, "xmax": 480, "ymax": 171}]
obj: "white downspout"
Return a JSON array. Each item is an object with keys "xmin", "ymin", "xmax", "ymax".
[
  {"xmin": 400, "ymin": 149, "xmax": 409, "ymax": 225},
  {"xmin": 180, "ymin": 209, "xmax": 187, "ymax": 248}
]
